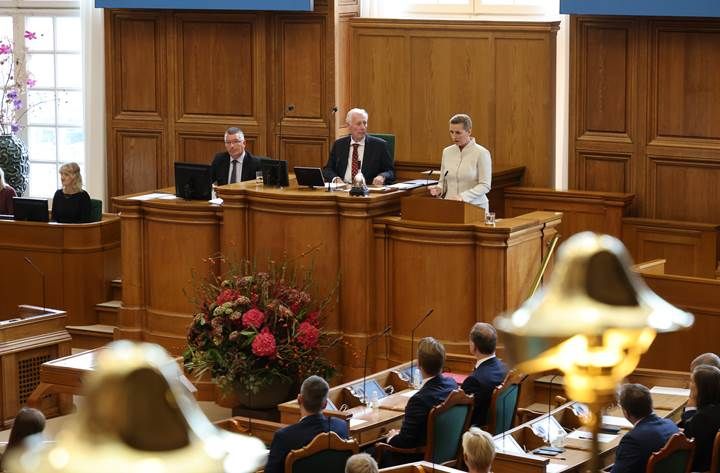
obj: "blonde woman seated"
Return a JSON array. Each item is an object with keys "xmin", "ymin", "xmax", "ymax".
[
  {"xmin": 462, "ymin": 427, "xmax": 495, "ymax": 473},
  {"xmin": 51, "ymin": 162, "xmax": 91, "ymax": 223},
  {"xmin": 429, "ymin": 114, "xmax": 492, "ymax": 210}
]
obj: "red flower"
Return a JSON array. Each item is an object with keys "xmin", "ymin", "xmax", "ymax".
[
  {"xmin": 297, "ymin": 321, "xmax": 320, "ymax": 349},
  {"xmin": 216, "ymin": 289, "xmax": 239, "ymax": 305},
  {"xmin": 252, "ymin": 328, "xmax": 277, "ymax": 357},
  {"xmin": 306, "ymin": 311, "xmax": 320, "ymax": 327},
  {"xmin": 242, "ymin": 308, "xmax": 266, "ymax": 329}
]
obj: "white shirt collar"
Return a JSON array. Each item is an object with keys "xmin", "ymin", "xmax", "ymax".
[
  {"xmin": 350, "ymin": 136, "xmax": 366, "ymax": 146},
  {"xmin": 230, "ymin": 151, "xmax": 246, "ymax": 162},
  {"xmin": 475, "ymin": 354, "xmax": 496, "ymax": 369}
]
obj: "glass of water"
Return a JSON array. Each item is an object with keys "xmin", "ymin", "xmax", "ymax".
[
  {"xmin": 255, "ymin": 171, "xmax": 264, "ymax": 186},
  {"xmin": 485, "ymin": 211, "xmax": 496, "ymax": 226}
]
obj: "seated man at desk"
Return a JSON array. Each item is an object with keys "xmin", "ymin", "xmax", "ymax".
[
  {"xmin": 383, "ymin": 337, "xmax": 458, "ymax": 465},
  {"xmin": 265, "ymin": 375, "xmax": 349, "ymax": 473},
  {"xmin": 610, "ymin": 383, "xmax": 678, "ymax": 473},
  {"xmin": 461, "ymin": 322, "xmax": 507, "ymax": 427},
  {"xmin": 210, "ymin": 127, "xmax": 261, "ymax": 185}
]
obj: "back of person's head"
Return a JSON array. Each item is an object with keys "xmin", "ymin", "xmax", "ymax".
[
  {"xmin": 299, "ymin": 375, "xmax": 329, "ymax": 414},
  {"xmin": 6, "ymin": 407, "xmax": 46, "ymax": 451},
  {"xmin": 449, "ymin": 113, "xmax": 473, "ymax": 131},
  {"xmin": 692, "ymin": 364, "xmax": 720, "ymax": 408},
  {"xmin": 691, "ymin": 352, "xmax": 720, "ymax": 371},
  {"xmin": 462, "ymin": 427, "xmax": 495, "ymax": 473},
  {"xmin": 417, "ymin": 337, "xmax": 445, "ymax": 377},
  {"xmin": 59, "ymin": 162, "xmax": 83, "ymax": 192},
  {"xmin": 619, "ymin": 383, "xmax": 653, "ymax": 420},
  {"xmin": 344, "ymin": 453, "xmax": 378, "ymax": 473},
  {"xmin": 469, "ymin": 323, "xmax": 497, "ymax": 355}
]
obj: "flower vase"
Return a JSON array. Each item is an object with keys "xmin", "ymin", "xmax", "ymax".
[
  {"xmin": 0, "ymin": 134, "xmax": 29, "ymax": 196},
  {"xmin": 215, "ymin": 377, "xmax": 294, "ymax": 410}
]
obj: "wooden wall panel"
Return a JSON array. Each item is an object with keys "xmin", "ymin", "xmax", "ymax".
[
  {"xmin": 280, "ymin": 19, "xmax": 324, "ymax": 119},
  {"xmin": 116, "ymin": 131, "xmax": 163, "ymax": 195},
  {"xmin": 649, "ymin": 157, "xmax": 720, "ymax": 223},
  {"xmin": 576, "ymin": 152, "xmax": 631, "ymax": 193},
  {"xmin": 281, "ymin": 139, "xmax": 328, "ymax": 169},
  {"xmin": 351, "ymin": 19, "xmax": 558, "ymax": 186},
  {"xmin": 177, "ymin": 133, "xmax": 223, "ymax": 165}
]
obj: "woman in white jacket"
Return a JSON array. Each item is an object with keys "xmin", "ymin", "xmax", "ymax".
[{"xmin": 429, "ymin": 114, "xmax": 492, "ymax": 210}]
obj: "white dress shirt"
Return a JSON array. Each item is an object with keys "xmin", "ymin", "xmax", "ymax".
[
  {"xmin": 227, "ymin": 151, "xmax": 246, "ymax": 184},
  {"xmin": 343, "ymin": 136, "xmax": 366, "ymax": 183}
]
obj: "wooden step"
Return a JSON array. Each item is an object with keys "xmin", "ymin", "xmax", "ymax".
[
  {"xmin": 66, "ymin": 324, "xmax": 115, "ymax": 350},
  {"xmin": 95, "ymin": 300, "xmax": 121, "ymax": 325},
  {"xmin": 111, "ymin": 278, "xmax": 122, "ymax": 301}
]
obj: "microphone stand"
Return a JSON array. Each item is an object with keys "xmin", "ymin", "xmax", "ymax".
[
  {"xmin": 363, "ymin": 325, "xmax": 391, "ymax": 406},
  {"xmin": 440, "ymin": 170, "xmax": 449, "ymax": 199},
  {"xmin": 24, "ymin": 257, "xmax": 46, "ymax": 311},
  {"xmin": 409, "ymin": 309, "xmax": 434, "ymax": 386},
  {"xmin": 547, "ymin": 373, "xmax": 561, "ymax": 445}
]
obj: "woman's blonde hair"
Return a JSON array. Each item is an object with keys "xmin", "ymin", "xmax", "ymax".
[
  {"xmin": 462, "ymin": 427, "xmax": 495, "ymax": 472},
  {"xmin": 59, "ymin": 162, "xmax": 83, "ymax": 194},
  {"xmin": 0, "ymin": 166, "xmax": 6, "ymax": 188}
]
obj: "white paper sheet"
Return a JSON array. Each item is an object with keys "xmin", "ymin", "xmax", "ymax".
[
  {"xmin": 547, "ymin": 463, "xmax": 568, "ymax": 473},
  {"xmin": 567, "ymin": 430, "xmax": 617, "ymax": 443},
  {"xmin": 349, "ymin": 418, "xmax": 367, "ymax": 428},
  {"xmin": 208, "ymin": 198, "xmax": 223, "ymax": 204},
  {"xmin": 602, "ymin": 415, "xmax": 633, "ymax": 428},
  {"xmin": 650, "ymin": 386, "xmax": 690, "ymax": 396},
  {"xmin": 400, "ymin": 389, "xmax": 419, "ymax": 398},
  {"xmin": 127, "ymin": 193, "xmax": 176, "ymax": 201}
]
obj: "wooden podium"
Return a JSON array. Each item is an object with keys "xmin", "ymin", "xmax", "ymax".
[
  {"xmin": 0, "ymin": 305, "xmax": 71, "ymax": 427},
  {"xmin": 401, "ymin": 196, "xmax": 486, "ymax": 224}
]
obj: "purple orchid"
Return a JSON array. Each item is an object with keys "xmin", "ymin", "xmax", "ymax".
[
  {"xmin": 24, "ymin": 31, "xmax": 37, "ymax": 40},
  {"xmin": 10, "ymin": 123, "xmax": 19, "ymax": 133},
  {"xmin": 7, "ymin": 89, "xmax": 17, "ymax": 100},
  {"xmin": 13, "ymin": 98, "xmax": 22, "ymax": 110},
  {"xmin": 0, "ymin": 44, "xmax": 10, "ymax": 55},
  {"xmin": 27, "ymin": 78, "xmax": 36, "ymax": 88}
]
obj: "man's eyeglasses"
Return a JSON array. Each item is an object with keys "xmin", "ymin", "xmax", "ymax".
[{"xmin": 224, "ymin": 140, "xmax": 243, "ymax": 145}]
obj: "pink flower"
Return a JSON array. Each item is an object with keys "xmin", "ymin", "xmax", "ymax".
[
  {"xmin": 216, "ymin": 288, "xmax": 239, "ymax": 305},
  {"xmin": 242, "ymin": 308, "xmax": 265, "ymax": 329},
  {"xmin": 297, "ymin": 321, "xmax": 320, "ymax": 349},
  {"xmin": 24, "ymin": 31, "xmax": 37, "ymax": 40},
  {"xmin": 0, "ymin": 44, "xmax": 10, "ymax": 55},
  {"xmin": 252, "ymin": 328, "xmax": 276, "ymax": 357},
  {"xmin": 26, "ymin": 78, "xmax": 36, "ymax": 88}
]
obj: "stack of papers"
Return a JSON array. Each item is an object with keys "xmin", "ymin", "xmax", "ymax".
[
  {"xmin": 602, "ymin": 415, "xmax": 633, "ymax": 429},
  {"xmin": 650, "ymin": 386, "xmax": 690, "ymax": 396},
  {"xmin": 127, "ymin": 193, "xmax": 177, "ymax": 201},
  {"xmin": 567, "ymin": 430, "xmax": 617, "ymax": 443}
]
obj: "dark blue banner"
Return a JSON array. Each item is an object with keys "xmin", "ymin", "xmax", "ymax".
[
  {"xmin": 95, "ymin": 0, "xmax": 313, "ymax": 10},
  {"xmin": 560, "ymin": 0, "xmax": 720, "ymax": 17}
]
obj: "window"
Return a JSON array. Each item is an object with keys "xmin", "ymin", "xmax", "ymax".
[
  {"xmin": 0, "ymin": 8, "xmax": 82, "ymax": 198},
  {"xmin": 408, "ymin": 0, "xmax": 553, "ymax": 15}
]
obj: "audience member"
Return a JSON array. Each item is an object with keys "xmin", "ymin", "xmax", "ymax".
[
  {"xmin": 51, "ymin": 162, "xmax": 91, "ymax": 223},
  {"xmin": 265, "ymin": 375, "xmax": 349, "ymax": 473},
  {"xmin": 0, "ymin": 407, "xmax": 46, "ymax": 471},
  {"xmin": 683, "ymin": 365, "xmax": 720, "ymax": 472},
  {"xmin": 345, "ymin": 453, "xmax": 379, "ymax": 473},
  {"xmin": 210, "ymin": 127, "xmax": 261, "ymax": 185},
  {"xmin": 429, "ymin": 114, "xmax": 492, "ymax": 210},
  {"xmin": 323, "ymin": 108, "xmax": 394, "ymax": 186},
  {"xmin": 681, "ymin": 352, "xmax": 719, "ymax": 424},
  {"xmin": 461, "ymin": 322, "xmax": 508, "ymax": 427},
  {"xmin": 462, "ymin": 427, "xmax": 495, "ymax": 473},
  {"xmin": 610, "ymin": 383, "xmax": 678, "ymax": 473},
  {"xmin": 0, "ymin": 167, "xmax": 17, "ymax": 215},
  {"xmin": 382, "ymin": 337, "xmax": 458, "ymax": 466}
]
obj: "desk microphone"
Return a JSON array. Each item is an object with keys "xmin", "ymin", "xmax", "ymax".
[
  {"xmin": 440, "ymin": 170, "xmax": 449, "ymax": 199},
  {"xmin": 24, "ymin": 257, "xmax": 46, "ymax": 310},
  {"xmin": 363, "ymin": 325, "xmax": 391, "ymax": 406},
  {"xmin": 409, "ymin": 309, "xmax": 434, "ymax": 386}
]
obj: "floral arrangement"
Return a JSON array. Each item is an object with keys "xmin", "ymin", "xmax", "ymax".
[
  {"xmin": 0, "ymin": 31, "xmax": 38, "ymax": 135},
  {"xmin": 184, "ymin": 257, "xmax": 338, "ymax": 396}
]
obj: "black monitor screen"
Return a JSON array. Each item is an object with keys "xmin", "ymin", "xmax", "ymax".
[
  {"xmin": 294, "ymin": 166, "xmax": 326, "ymax": 188},
  {"xmin": 174, "ymin": 162, "xmax": 212, "ymax": 200},
  {"xmin": 261, "ymin": 159, "xmax": 289, "ymax": 187},
  {"xmin": 13, "ymin": 197, "xmax": 49, "ymax": 222}
]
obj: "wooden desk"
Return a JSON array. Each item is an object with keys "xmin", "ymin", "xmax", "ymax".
[
  {"xmin": 380, "ymin": 461, "xmax": 466, "ymax": 472},
  {"xmin": 0, "ymin": 216, "xmax": 120, "ymax": 326}
]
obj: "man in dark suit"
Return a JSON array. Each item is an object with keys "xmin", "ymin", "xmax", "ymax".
[
  {"xmin": 610, "ymin": 383, "xmax": 679, "ymax": 473},
  {"xmin": 383, "ymin": 337, "xmax": 458, "ymax": 466},
  {"xmin": 461, "ymin": 323, "xmax": 508, "ymax": 428},
  {"xmin": 322, "ymin": 108, "xmax": 395, "ymax": 185},
  {"xmin": 265, "ymin": 375, "xmax": 349, "ymax": 473},
  {"xmin": 210, "ymin": 127, "xmax": 261, "ymax": 185}
]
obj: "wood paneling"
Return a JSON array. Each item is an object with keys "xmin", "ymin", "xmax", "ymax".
[
  {"xmin": 281, "ymin": 139, "xmax": 328, "ymax": 169},
  {"xmin": 177, "ymin": 133, "xmax": 223, "ymax": 165},
  {"xmin": 280, "ymin": 18, "xmax": 324, "ymax": 119},
  {"xmin": 116, "ymin": 130, "xmax": 163, "ymax": 195},
  {"xmin": 570, "ymin": 16, "xmax": 720, "ymax": 222},
  {"xmin": 350, "ymin": 19, "xmax": 558, "ymax": 187},
  {"xmin": 623, "ymin": 218, "xmax": 719, "ymax": 278}
]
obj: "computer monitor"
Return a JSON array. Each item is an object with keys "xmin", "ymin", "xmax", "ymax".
[
  {"xmin": 294, "ymin": 166, "xmax": 326, "ymax": 188},
  {"xmin": 174, "ymin": 162, "xmax": 212, "ymax": 200},
  {"xmin": 13, "ymin": 197, "xmax": 49, "ymax": 222},
  {"xmin": 260, "ymin": 159, "xmax": 289, "ymax": 187}
]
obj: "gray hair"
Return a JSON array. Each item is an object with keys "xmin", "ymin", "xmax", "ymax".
[
  {"xmin": 224, "ymin": 127, "xmax": 245, "ymax": 140},
  {"xmin": 691, "ymin": 352, "xmax": 720, "ymax": 371},
  {"xmin": 345, "ymin": 108, "xmax": 368, "ymax": 125},
  {"xmin": 300, "ymin": 375, "xmax": 329, "ymax": 413},
  {"xmin": 345, "ymin": 453, "xmax": 379, "ymax": 473},
  {"xmin": 449, "ymin": 114, "xmax": 473, "ymax": 131}
]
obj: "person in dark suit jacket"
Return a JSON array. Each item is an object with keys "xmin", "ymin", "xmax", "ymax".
[
  {"xmin": 265, "ymin": 375, "xmax": 349, "ymax": 473},
  {"xmin": 383, "ymin": 337, "xmax": 458, "ymax": 466},
  {"xmin": 210, "ymin": 127, "xmax": 261, "ymax": 185},
  {"xmin": 461, "ymin": 323, "xmax": 508, "ymax": 428},
  {"xmin": 322, "ymin": 108, "xmax": 394, "ymax": 185},
  {"xmin": 611, "ymin": 383, "xmax": 679, "ymax": 473},
  {"xmin": 683, "ymin": 364, "xmax": 720, "ymax": 472}
]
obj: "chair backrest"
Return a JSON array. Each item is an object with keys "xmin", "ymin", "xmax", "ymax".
[
  {"xmin": 710, "ymin": 430, "xmax": 720, "ymax": 473},
  {"xmin": 285, "ymin": 431, "xmax": 359, "ymax": 473},
  {"xmin": 90, "ymin": 198, "xmax": 103, "ymax": 222},
  {"xmin": 425, "ymin": 389, "xmax": 474, "ymax": 465},
  {"xmin": 486, "ymin": 371, "xmax": 522, "ymax": 435},
  {"xmin": 646, "ymin": 433, "xmax": 695, "ymax": 473},
  {"xmin": 368, "ymin": 133, "xmax": 395, "ymax": 161}
]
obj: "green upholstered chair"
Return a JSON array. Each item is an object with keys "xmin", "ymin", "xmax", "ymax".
[
  {"xmin": 645, "ymin": 433, "xmax": 695, "ymax": 473},
  {"xmin": 374, "ymin": 389, "xmax": 474, "ymax": 467},
  {"xmin": 285, "ymin": 431, "xmax": 358, "ymax": 473},
  {"xmin": 368, "ymin": 133, "xmax": 395, "ymax": 161},
  {"xmin": 90, "ymin": 198, "xmax": 103, "ymax": 222},
  {"xmin": 485, "ymin": 371, "xmax": 523, "ymax": 435}
]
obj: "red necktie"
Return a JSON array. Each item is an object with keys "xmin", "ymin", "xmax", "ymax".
[{"xmin": 351, "ymin": 143, "xmax": 360, "ymax": 180}]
